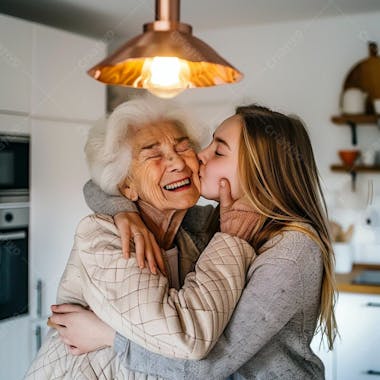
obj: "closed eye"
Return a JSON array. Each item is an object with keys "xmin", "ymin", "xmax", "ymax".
[
  {"xmin": 147, "ymin": 154, "xmax": 162, "ymax": 159},
  {"xmin": 176, "ymin": 147, "xmax": 191, "ymax": 153},
  {"xmin": 175, "ymin": 141, "xmax": 192, "ymax": 153},
  {"xmin": 144, "ymin": 151, "xmax": 162, "ymax": 160}
]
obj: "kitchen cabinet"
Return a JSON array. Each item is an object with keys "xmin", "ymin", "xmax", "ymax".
[
  {"xmin": 335, "ymin": 292, "xmax": 380, "ymax": 380},
  {"xmin": 0, "ymin": 14, "xmax": 106, "ymax": 378},
  {"xmin": 311, "ymin": 331, "xmax": 335, "ymax": 380},
  {"xmin": 311, "ymin": 291, "xmax": 380, "ymax": 380},
  {"xmin": 31, "ymin": 24, "xmax": 106, "ymax": 121},
  {"xmin": 30, "ymin": 119, "xmax": 92, "ymax": 318},
  {"xmin": 0, "ymin": 315, "xmax": 30, "ymax": 380},
  {"xmin": 0, "ymin": 14, "xmax": 32, "ymax": 114}
]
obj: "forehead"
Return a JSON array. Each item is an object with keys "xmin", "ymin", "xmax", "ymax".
[
  {"xmin": 214, "ymin": 115, "xmax": 242, "ymax": 141},
  {"xmin": 131, "ymin": 120, "xmax": 186, "ymax": 149}
]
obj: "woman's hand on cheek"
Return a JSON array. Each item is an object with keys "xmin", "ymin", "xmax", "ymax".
[
  {"xmin": 114, "ymin": 211, "xmax": 166, "ymax": 276},
  {"xmin": 219, "ymin": 179, "xmax": 260, "ymax": 242},
  {"xmin": 49, "ymin": 304, "xmax": 115, "ymax": 355}
]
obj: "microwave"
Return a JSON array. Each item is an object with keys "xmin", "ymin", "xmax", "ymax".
[{"xmin": 0, "ymin": 134, "xmax": 29, "ymax": 197}]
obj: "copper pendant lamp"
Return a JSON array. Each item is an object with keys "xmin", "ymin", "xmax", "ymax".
[{"xmin": 87, "ymin": 0, "xmax": 243, "ymax": 98}]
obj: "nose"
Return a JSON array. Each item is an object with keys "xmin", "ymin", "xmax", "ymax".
[
  {"xmin": 166, "ymin": 152, "xmax": 186, "ymax": 171},
  {"xmin": 198, "ymin": 146, "xmax": 210, "ymax": 165}
]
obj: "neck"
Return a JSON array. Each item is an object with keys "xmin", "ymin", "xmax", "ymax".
[{"xmin": 137, "ymin": 199, "xmax": 187, "ymax": 250}]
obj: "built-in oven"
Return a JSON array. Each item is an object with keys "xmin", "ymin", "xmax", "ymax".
[
  {"xmin": 0, "ymin": 204, "xmax": 29, "ymax": 320},
  {"xmin": 0, "ymin": 134, "xmax": 29, "ymax": 198}
]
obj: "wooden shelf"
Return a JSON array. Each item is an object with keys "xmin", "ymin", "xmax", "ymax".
[
  {"xmin": 331, "ymin": 114, "xmax": 380, "ymax": 145},
  {"xmin": 331, "ymin": 164, "xmax": 380, "ymax": 172},
  {"xmin": 330, "ymin": 164, "xmax": 380, "ymax": 191},
  {"xmin": 331, "ymin": 114, "xmax": 380, "ymax": 125}
]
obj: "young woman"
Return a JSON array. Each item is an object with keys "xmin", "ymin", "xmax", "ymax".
[{"xmin": 52, "ymin": 104, "xmax": 337, "ymax": 379}]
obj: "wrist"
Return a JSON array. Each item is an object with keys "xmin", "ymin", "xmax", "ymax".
[
  {"xmin": 104, "ymin": 325, "xmax": 116, "ymax": 347},
  {"xmin": 220, "ymin": 209, "xmax": 260, "ymax": 241}
]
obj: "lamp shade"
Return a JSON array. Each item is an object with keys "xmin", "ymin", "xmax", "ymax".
[{"xmin": 87, "ymin": 0, "xmax": 243, "ymax": 98}]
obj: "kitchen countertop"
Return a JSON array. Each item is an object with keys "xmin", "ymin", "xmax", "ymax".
[{"xmin": 336, "ymin": 263, "xmax": 380, "ymax": 295}]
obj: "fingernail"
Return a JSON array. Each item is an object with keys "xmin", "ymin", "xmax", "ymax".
[{"xmin": 220, "ymin": 180, "xmax": 225, "ymax": 187}]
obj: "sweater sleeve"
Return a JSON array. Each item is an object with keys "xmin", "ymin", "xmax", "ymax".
[
  {"xmin": 114, "ymin": 234, "xmax": 316, "ymax": 379},
  {"xmin": 78, "ymin": 215, "xmax": 255, "ymax": 360},
  {"xmin": 83, "ymin": 179, "xmax": 137, "ymax": 215}
]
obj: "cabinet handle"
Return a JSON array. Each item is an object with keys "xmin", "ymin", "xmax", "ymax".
[
  {"xmin": 36, "ymin": 279, "xmax": 42, "ymax": 318},
  {"xmin": 366, "ymin": 302, "xmax": 380, "ymax": 308},
  {"xmin": 35, "ymin": 325, "xmax": 41, "ymax": 351},
  {"xmin": 366, "ymin": 370, "xmax": 380, "ymax": 376}
]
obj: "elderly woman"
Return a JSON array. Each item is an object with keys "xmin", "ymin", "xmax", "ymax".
[{"xmin": 25, "ymin": 98, "xmax": 255, "ymax": 379}]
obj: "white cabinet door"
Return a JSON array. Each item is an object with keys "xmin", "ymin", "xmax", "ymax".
[
  {"xmin": 31, "ymin": 24, "xmax": 106, "ymax": 121},
  {"xmin": 29, "ymin": 119, "xmax": 91, "ymax": 318},
  {"xmin": 336, "ymin": 293, "xmax": 380, "ymax": 380},
  {"xmin": 311, "ymin": 331, "xmax": 335, "ymax": 380},
  {"xmin": 0, "ymin": 315, "xmax": 30, "ymax": 379},
  {"xmin": 28, "ymin": 317, "xmax": 50, "ymax": 362},
  {"xmin": 0, "ymin": 14, "xmax": 32, "ymax": 113}
]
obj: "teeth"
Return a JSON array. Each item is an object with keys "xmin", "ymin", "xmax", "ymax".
[{"xmin": 164, "ymin": 178, "xmax": 190, "ymax": 191}]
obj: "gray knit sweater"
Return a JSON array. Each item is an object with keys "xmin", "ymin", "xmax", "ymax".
[{"xmin": 84, "ymin": 181, "xmax": 325, "ymax": 380}]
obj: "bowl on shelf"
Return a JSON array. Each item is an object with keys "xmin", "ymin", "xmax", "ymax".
[{"xmin": 338, "ymin": 149, "xmax": 361, "ymax": 167}]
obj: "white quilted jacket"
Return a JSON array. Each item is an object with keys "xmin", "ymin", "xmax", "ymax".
[{"xmin": 25, "ymin": 214, "xmax": 255, "ymax": 379}]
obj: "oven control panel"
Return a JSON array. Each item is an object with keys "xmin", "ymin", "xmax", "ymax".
[{"xmin": 0, "ymin": 204, "xmax": 29, "ymax": 229}]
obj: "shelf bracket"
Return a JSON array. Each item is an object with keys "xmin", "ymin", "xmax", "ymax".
[
  {"xmin": 350, "ymin": 170, "xmax": 357, "ymax": 192},
  {"xmin": 347, "ymin": 121, "xmax": 357, "ymax": 145}
]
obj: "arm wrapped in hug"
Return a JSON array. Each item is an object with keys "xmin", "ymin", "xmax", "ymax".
[
  {"xmin": 25, "ymin": 213, "xmax": 254, "ymax": 379},
  {"xmin": 78, "ymin": 214, "xmax": 255, "ymax": 359}
]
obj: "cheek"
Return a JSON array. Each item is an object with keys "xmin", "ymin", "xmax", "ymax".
[
  {"xmin": 184, "ymin": 151, "xmax": 199, "ymax": 168},
  {"xmin": 203, "ymin": 161, "xmax": 224, "ymax": 188},
  {"xmin": 227, "ymin": 162, "xmax": 242, "ymax": 199},
  {"xmin": 184, "ymin": 153, "xmax": 201, "ymax": 186},
  {"xmin": 134, "ymin": 163, "xmax": 164, "ymax": 200},
  {"xmin": 230, "ymin": 173, "xmax": 243, "ymax": 199},
  {"xmin": 203, "ymin": 159, "xmax": 242, "ymax": 199}
]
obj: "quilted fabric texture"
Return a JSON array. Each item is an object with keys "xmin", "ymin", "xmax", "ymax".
[
  {"xmin": 25, "ymin": 214, "xmax": 255, "ymax": 379},
  {"xmin": 25, "ymin": 329, "xmax": 134, "ymax": 379}
]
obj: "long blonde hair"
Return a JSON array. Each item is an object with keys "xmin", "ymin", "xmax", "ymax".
[{"xmin": 236, "ymin": 104, "xmax": 337, "ymax": 350}]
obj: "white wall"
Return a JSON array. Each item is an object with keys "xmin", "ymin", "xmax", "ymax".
[{"xmin": 176, "ymin": 11, "xmax": 380, "ymax": 251}]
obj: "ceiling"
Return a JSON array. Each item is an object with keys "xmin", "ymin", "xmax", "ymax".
[{"xmin": 1, "ymin": 0, "xmax": 380, "ymax": 42}]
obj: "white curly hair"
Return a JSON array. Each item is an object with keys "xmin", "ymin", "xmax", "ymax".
[{"xmin": 85, "ymin": 96, "xmax": 203, "ymax": 195}]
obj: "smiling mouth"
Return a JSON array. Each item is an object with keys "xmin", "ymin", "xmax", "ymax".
[{"xmin": 163, "ymin": 178, "xmax": 191, "ymax": 191}]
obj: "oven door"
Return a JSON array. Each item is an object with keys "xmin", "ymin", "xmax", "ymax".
[{"xmin": 0, "ymin": 228, "xmax": 28, "ymax": 320}]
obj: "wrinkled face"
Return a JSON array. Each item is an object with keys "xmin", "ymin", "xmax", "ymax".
[
  {"xmin": 123, "ymin": 121, "xmax": 201, "ymax": 211},
  {"xmin": 198, "ymin": 115, "xmax": 243, "ymax": 201}
]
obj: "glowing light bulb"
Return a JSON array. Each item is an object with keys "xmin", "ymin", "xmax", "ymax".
[{"xmin": 139, "ymin": 57, "xmax": 191, "ymax": 98}]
